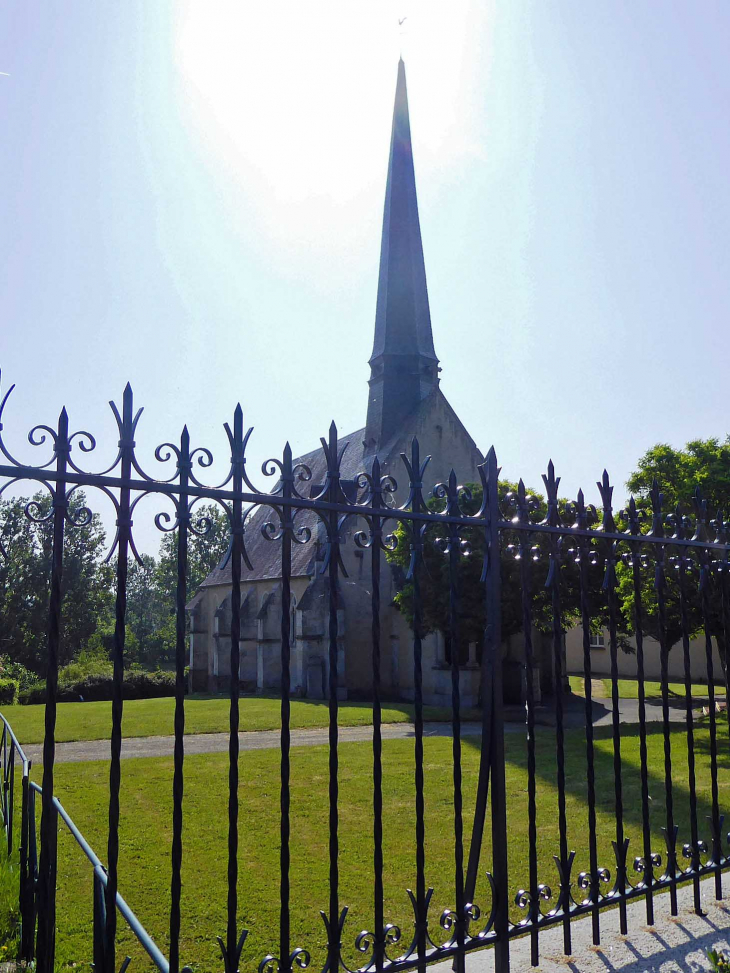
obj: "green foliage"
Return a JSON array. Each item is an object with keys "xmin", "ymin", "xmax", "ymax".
[
  {"xmin": 0, "ymin": 490, "xmax": 112, "ymax": 674},
  {"xmin": 387, "ymin": 481, "xmax": 587, "ymax": 657},
  {"xmin": 155, "ymin": 503, "xmax": 230, "ymax": 604},
  {"xmin": 58, "ymin": 651, "xmax": 114, "ymax": 686},
  {"xmin": 0, "ymin": 655, "xmax": 39, "ymax": 691},
  {"xmin": 707, "ymin": 949, "xmax": 730, "ymax": 972},
  {"xmin": 20, "ymin": 668, "xmax": 177, "ymax": 704},
  {"xmin": 627, "ymin": 438, "xmax": 730, "ymax": 511},
  {"xmin": 0, "ymin": 680, "xmax": 18, "ymax": 706},
  {"xmin": 0, "ymin": 494, "xmax": 228, "ymax": 674},
  {"xmin": 125, "ymin": 554, "xmax": 173, "ymax": 665},
  {"xmin": 387, "ymin": 437, "xmax": 730, "ymax": 662},
  {"xmin": 123, "ymin": 504, "xmax": 228, "ymax": 666},
  {"xmin": 621, "ymin": 437, "xmax": 730, "ymax": 651},
  {"xmin": 0, "ymin": 849, "xmax": 20, "ymax": 960}
]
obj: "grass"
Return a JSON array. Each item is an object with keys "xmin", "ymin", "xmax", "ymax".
[
  {"xmin": 0, "ymin": 696, "xmax": 479, "ymax": 746},
  {"xmin": 36, "ymin": 721, "xmax": 730, "ymax": 972},
  {"xmin": 568, "ymin": 675, "xmax": 726, "ymax": 699},
  {"xmin": 0, "ymin": 845, "xmax": 20, "ymax": 961},
  {"xmin": 612, "ymin": 679, "xmax": 726, "ymax": 699}
]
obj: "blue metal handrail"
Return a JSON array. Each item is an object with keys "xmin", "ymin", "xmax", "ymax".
[
  {"xmin": 28, "ymin": 782, "xmax": 170, "ymax": 973},
  {"xmin": 0, "ymin": 712, "xmax": 170, "ymax": 972}
]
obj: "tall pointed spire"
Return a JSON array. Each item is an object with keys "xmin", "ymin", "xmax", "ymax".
[{"xmin": 364, "ymin": 58, "xmax": 439, "ymax": 455}]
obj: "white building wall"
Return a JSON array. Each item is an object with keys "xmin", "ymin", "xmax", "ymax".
[{"xmin": 565, "ymin": 627, "xmax": 724, "ymax": 683}]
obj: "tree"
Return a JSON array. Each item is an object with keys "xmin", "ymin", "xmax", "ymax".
[
  {"xmin": 119, "ymin": 505, "xmax": 230, "ymax": 666},
  {"xmin": 386, "ymin": 480, "xmax": 589, "ymax": 663},
  {"xmin": 0, "ymin": 491, "xmax": 113, "ymax": 673},
  {"xmin": 618, "ymin": 438, "xmax": 730, "ymax": 655},
  {"xmin": 125, "ymin": 554, "xmax": 172, "ymax": 665},
  {"xmin": 118, "ymin": 502, "xmax": 228, "ymax": 665},
  {"xmin": 154, "ymin": 502, "xmax": 230, "ymax": 606}
]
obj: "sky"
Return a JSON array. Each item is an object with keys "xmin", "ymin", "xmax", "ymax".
[{"xmin": 1, "ymin": 1, "xmax": 729, "ymax": 554}]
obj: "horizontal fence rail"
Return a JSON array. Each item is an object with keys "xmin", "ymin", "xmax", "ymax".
[{"xmin": 1, "ymin": 374, "xmax": 730, "ymax": 972}]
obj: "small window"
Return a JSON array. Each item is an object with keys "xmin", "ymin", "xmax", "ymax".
[{"xmin": 589, "ymin": 633, "xmax": 605, "ymax": 649}]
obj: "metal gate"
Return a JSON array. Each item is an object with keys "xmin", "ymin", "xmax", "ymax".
[{"xmin": 1, "ymin": 374, "xmax": 729, "ymax": 973}]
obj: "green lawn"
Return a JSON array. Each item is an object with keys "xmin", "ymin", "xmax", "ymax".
[
  {"xmin": 0, "ymin": 696, "xmax": 479, "ymax": 746},
  {"xmin": 0, "ymin": 847, "xmax": 19, "ymax": 959},
  {"xmin": 568, "ymin": 675, "xmax": 726, "ymax": 699},
  {"xmin": 35, "ymin": 722, "xmax": 730, "ymax": 972},
  {"xmin": 612, "ymin": 679, "xmax": 726, "ymax": 699}
]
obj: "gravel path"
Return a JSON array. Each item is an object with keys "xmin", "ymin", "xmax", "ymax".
[
  {"xmin": 23, "ymin": 720, "xmax": 489, "ymax": 765},
  {"xmin": 22, "ymin": 693, "xmax": 696, "ymax": 765}
]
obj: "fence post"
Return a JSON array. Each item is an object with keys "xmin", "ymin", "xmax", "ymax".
[
  {"xmin": 485, "ymin": 449, "xmax": 509, "ymax": 972},
  {"xmin": 169, "ymin": 426, "xmax": 190, "ymax": 973},
  {"xmin": 36, "ymin": 406, "xmax": 69, "ymax": 973},
  {"xmin": 19, "ymin": 766, "xmax": 32, "ymax": 961}
]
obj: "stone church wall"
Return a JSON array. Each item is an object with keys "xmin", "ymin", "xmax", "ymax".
[{"xmin": 187, "ymin": 392, "xmax": 556, "ymax": 705}]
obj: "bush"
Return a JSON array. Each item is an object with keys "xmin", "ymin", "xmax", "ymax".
[
  {"xmin": 19, "ymin": 669, "xmax": 178, "ymax": 705},
  {"xmin": 58, "ymin": 654, "xmax": 113, "ymax": 687},
  {"xmin": 0, "ymin": 656, "xmax": 39, "ymax": 692},
  {"xmin": 0, "ymin": 680, "xmax": 18, "ymax": 706},
  {"xmin": 708, "ymin": 950, "xmax": 730, "ymax": 972}
]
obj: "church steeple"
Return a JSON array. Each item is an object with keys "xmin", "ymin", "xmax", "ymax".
[{"xmin": 364, "ymin": 58, "xmax": 439, "ymax": 455}]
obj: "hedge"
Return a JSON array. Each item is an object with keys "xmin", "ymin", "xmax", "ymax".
[
  {"xmin": 0, "ymin": 679, "xmax": 18, "ymax": 706},
  {"xmin": 19, "ymin": 670, "xmax": 178, "ymax": 705}
]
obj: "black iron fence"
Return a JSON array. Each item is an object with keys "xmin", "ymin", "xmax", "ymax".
[{"xmin": 1, "ymin": 374, "xmax": 730, "ymax": 973}]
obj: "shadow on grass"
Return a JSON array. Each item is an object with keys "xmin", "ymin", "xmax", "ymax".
[{"xmin": 461, "ymin": 717, "xmax": 729, "ymax": 910}]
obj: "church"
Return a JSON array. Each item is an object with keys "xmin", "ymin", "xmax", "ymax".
[{"xmin": 187, "ymin": 60, "xmax": 549, "ymax": 706}]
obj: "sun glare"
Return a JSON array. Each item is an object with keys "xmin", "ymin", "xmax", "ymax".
[{"xmin": 174, "ymin": 1, "xmax": 490, "ymax": 260}]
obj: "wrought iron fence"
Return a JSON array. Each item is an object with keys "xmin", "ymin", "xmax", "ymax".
[{"xmin": 1, "ymin": 373, "xmax": 730, "ymax": 973}]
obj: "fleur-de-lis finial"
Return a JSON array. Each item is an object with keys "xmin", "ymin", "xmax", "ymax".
[
  {"xmin": 514, "ymin": 478, "xmax": 530, "ymax": 524},
  {"xmin": 672, "ymin": 501, "xmax": 686, "ymax": 540},
  {"xmin": 649, "ymin": 478, "xmax": 664, "ymax": 538},
  {"xmin": 596, "ymin": 470, "xmax": 615, "ymax": 533},
  {"xmin": 370, "ymin": 454, "xmax": 382, "ymax": 505},
  {"xmin": 573, "ymin": 488, "xmax": 588, "ymax": 531},
  {"xmin": 542, "ymin": 459, "xmax": 561, "ymax": 528},
  {"xmin": 692, "ymin": 485, "xmax": 709, "ymax": 542},
  {"xmin": 446, "ymin": 468, "xmax": 460, "ymax": 518},
  {"xmin": 400, "ymin": 437, "xmax": 431, "ymax": 513},
  {"xmin": 626, "ymin": 495, "xmax": 641, "ymax": 536},
  {"xmin": 713, "ymin": 507, "xmax": 728, "ymax": 546}
]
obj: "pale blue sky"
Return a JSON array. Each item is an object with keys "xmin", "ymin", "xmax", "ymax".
[{"xmin": 1, "ymin": 2, "xmax": 729, "ymax": 553}]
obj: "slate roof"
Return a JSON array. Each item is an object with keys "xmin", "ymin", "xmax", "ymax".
[
  {"xmin": 199, "ymin": 428, "xmax": 367, "ymax": 588},
  {"xmin": 196, "ymin": 382, "xmax": 484, "ymax": 596}
]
